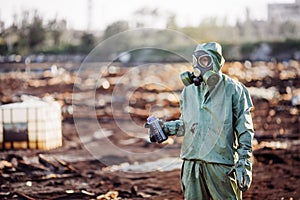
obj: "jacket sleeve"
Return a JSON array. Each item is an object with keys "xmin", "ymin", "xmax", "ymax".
[
  {"xmin": 163, "ymin": 116, "xmax": 184, "ymax": 136},
  {"xmin": 163, "ymin": 90, "xmax": 185, "ymax": 137},
  {"xmin": 233, "ymin": 84, "xmax": 254, "ymax": 160}
]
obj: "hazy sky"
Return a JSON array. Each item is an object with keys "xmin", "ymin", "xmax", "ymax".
[{"xmin": 0, "ymin": 0, "xmax": 295, "ymax": 30}]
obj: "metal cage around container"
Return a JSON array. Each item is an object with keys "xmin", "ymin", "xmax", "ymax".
[{"xmin": 0, "ymin": 99, "xmax": 62, "ymax": 150}]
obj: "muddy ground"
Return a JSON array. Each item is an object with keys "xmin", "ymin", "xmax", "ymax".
[{"xmin": 0, "ymin": 62, "xmax": 300, "ymax": 199}]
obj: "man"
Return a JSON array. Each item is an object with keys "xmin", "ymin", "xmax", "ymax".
[{"xmin": 150, "ymin": 42, "xmax": 254, "ymax": 199}]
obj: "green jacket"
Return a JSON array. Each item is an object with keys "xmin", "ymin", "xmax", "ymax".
[{"xmin": 164, "ymin": 43, "xmax": 254, "ymax": 165}]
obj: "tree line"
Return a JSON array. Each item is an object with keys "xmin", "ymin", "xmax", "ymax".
[{"xmin": 0, "ymin": 9, "xmax": 300, "ymax": 61}]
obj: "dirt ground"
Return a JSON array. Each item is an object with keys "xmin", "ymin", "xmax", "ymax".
[{"xmin": 0, "ymin": 62, "xmax": 300, "ymax": 200}]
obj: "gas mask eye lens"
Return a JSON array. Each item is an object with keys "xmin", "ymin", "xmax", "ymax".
[
  {"xmin": 193, "ymin": 68, "xmax": 201, "ymax": 77},
  {"xmin": 198, "ymin": 55, "xmax": 212, "ymax": 68}
]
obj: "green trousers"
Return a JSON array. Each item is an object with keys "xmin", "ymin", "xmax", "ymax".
[{"xmin": 181, "ymin": 160, "xmax": 242, "ymax": 200}]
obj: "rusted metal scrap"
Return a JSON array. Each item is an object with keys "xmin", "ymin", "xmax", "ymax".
[
  {"xmin": 17, "ymin": 160, "xmax": 50, "ymax": 173},
  {"xmin": 1, "ymin": 154, "xmax": 80, "ymax": 182},
  {"xmin": 38, "ymin": 154, "xmax": 60, "ymax": 172},
  {"xmin": 54, "ymin": 156, "xmax": 80, "ymax": 175}
]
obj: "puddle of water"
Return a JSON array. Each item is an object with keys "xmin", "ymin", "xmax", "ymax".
[
  {"xmin": 103, "ymin": 157, "xmax": 182, "ymax": 172},
  {"xmin": 104, "ymin": 140, "xmax": 300, "ymax": 172},
  {"xmin": 80, "ymin": 129, "xmax": 113, "ymax": 144}
]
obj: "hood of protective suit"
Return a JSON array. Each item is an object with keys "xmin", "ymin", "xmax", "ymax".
[{"xmin": 195, "ymin": 42, "xmax": 225, "ymax": 71}]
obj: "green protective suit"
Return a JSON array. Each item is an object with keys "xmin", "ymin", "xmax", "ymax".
[{"xmin": 164, "ymin": 42, "xmax": 254, "ymax": 200}]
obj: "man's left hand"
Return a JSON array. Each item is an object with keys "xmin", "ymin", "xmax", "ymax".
[{"xmin": 228, "ymin": 159, "xmax": 252, "ymax": 192}]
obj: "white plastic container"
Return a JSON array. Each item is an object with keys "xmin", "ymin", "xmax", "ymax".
[{"xmin": 0, "ymin": 99, "xmax": 62, "ymax": 150}]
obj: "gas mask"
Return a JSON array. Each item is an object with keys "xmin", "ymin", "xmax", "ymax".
[{"xmin": 181, "ymin": 50, "xmax": 220, "ymax": 87}]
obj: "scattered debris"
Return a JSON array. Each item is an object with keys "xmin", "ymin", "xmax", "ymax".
[
  {"xmin": 96, "ymin": 191, "xmax": 119, "ymax": 200},
  {"xmin": 0, "ymin": 61, "xmax": 299, "ymax": 199}
]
